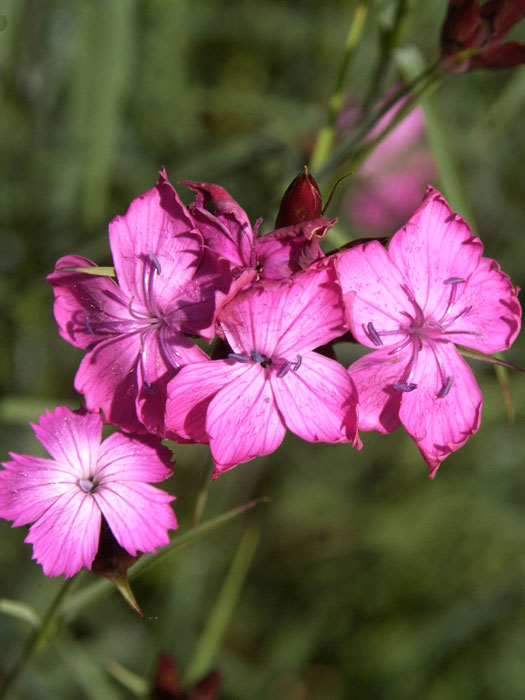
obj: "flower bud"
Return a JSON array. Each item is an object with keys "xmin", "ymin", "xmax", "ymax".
[{"xmin": 275, "ymin": 167, "xmax": 322, "ymax": 228}]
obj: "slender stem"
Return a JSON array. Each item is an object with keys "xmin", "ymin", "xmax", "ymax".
[
  {"xmin": 0, "ymin": 577, "xmax": 76, "ymax": 699},
  {"xmin": 315, "ymin": 58, "xmax": 442, "ymax": 181},
  {"xmin": 309, "ymin": 2, "xmax": 368, "ymax": 172},
  {"xmin": 361, "ymin": 0, "xmax": 411, "ymax": 116}
]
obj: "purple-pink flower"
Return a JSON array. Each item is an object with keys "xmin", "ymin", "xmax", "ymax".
[
  {"xmin": 0, "ymin": 407, "xmax": 177, "ymax": 578},
  {"xmin": 337, "ymin": 186, "xmax": 521, "ymax": 475},
  {"xmin": 47, "ymin": 170, "xmax": 230, "ymax": 437},
  {"xmin": 165, "ymin": 263, "xmax": 360, "ymax": 475}
]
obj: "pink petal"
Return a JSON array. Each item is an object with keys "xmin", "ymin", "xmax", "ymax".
[
  {"xmin": 440, "ymin": 256, "xmax": 521, "ymax": 353},
  {"xmin": 399, "ymin": 342, "xmax": 482, "ymax": 477},
  {"xmin": 109, "ymin": 170, "xmax": 203, "ymax": 306},
  {"xmin": 165, "ymin": 361, "xmax": 246, "ymax": 442},
  {"xmin": 182, "ymin": 180, "xmax": 254, "ymax": 267},
  {"xmin": 256, "ymin": 217, "xmax": 334, "ymax": 280},
  {"xmin": 135, "ymin": 326, "xmax": 209, "ymax": 437},
  {"xmin": 97, "ymin": 432, "xmax": 173, "ymax": 483},
  {"xmin": 25, "ymin": 489, "xmax": 101, "ymax": 577},
  {"xmin": 74, "ymin": 333, "xmax": 145, "ymax": 433},
  {"xmin": 388, "ymin": 187, "xmax": 483, "ymax": 320},
  {"xmin": 336, "ymin": 242, "xmax": 413, "ymax": 347},
  {"xmin": 347, "ymin": 347, "xmax": 406, "ymax": 433},
  {"xmin": 206, "ymin": 365, "xmax": 286, "ymax": 474},
  {"xmin": 271, "ymin": 352, "xmax": 359, "ymax": 444},
  {"xmin": 47, "ymin": 255, "xmax": 133, "ymax": 349},
  {"xmin": 184, "ymin": 203, "xmax": 247, "ymax": 268},
  {"xmin": 32, "ymin": 407, "xmax": 102, "ymax": 475},
  {"xmin": 220, "ymin": 264, "xmax": 346, "ymax": 358},
  {"xmin": 0, "ymin": 455, "xmax": 76, "ymax": 526},
  {"xmin": 95, "ymin": 481, "xmax": 176, "ymax": 556}
]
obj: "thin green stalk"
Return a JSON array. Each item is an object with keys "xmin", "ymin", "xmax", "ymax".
[
  {"xmin": 361, "ymin": 0, "xmax": 412, "ymax": 116},
  {"xmin": 0, "ymin": 577, "xmax": 76, "ymax": 699},
  {"xmin": 185, "ymin": 526, "xmax": 260, "ymax": 685},
  {"xmin": 309, "ymin": 2, "xmax": 368, "ymax": 172},
  {"xmin": 316, "ymin": 58, "xmax": 442, "ymax": 182},
  {"xmin": 60, "ymin": 498, "xmax": 268, "ymax": 622}
]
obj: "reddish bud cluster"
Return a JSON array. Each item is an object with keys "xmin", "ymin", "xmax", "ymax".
[{"xmin": 441, "ymin": 0, "xmax": 525, "ymax": 72}]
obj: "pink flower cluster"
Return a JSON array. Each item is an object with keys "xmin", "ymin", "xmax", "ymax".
[{"xmin": 0, "ymin": 169, "xmax": 521, "ymax": 578}]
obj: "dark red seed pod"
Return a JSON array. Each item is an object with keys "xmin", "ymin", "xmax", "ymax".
[{"xmin": 274, "ymin": 167, "xmax": 322, "ymax": 229}]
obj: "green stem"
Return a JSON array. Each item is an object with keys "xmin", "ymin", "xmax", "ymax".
[
  {"xmin": 315, "ymin": 58, "xmax": 442, "ymax": 182},
  {"xmin": 0, "ymin": 577, "xmax": 76, "ymax": 699},
  {"xmin": 309, "ymin": 2, "xmax": 368, "ymax": 172}
]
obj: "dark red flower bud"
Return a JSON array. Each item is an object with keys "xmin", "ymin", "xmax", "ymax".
[
  {"xmin": 441, "ymin": 0, "xmax": 525, "ymax": 72},
  {"xmin": 274, "ymin": 167, "xmax": 322, "ymax": 229}
]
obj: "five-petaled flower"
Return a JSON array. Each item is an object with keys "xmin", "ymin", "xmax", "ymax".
[
  {"xmin": 337, "ymin": 186, "xmax": 521, "ymax": 475},
  {"xmin": 0, "ymin": 407, "xmax": 177, "ymax": 578},
  {"xmin": 165, "ymin": 263, "xmax": 360, "ymax": 475},
  {"xmin": 441, "ymin": 0, "xmax": 525, "ymax": 72},
  {"xmin": 47, "ymin": 170, "xmax": 229, "ymax": 437}
]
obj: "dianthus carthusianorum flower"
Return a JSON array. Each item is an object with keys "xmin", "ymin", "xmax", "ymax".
[
  {"xmin": 337, "ymin": 186, "xmax": 521, "ymax": 475},
  {"xmin": 47, "ymin": 170, "xmax": 228, "ymax": 437},
  {"xmin": 165, "ymin": 263, "xmax": 360, "ymax": 475},
  {"xmin": 0, "ymin": 407, "xmax": 177, "ymax": 577}
]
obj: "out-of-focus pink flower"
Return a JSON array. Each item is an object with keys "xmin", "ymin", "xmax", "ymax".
[
  {"xmin": 165, "ymin": 263, "xmax": 360, "ymax": 475},
  {"xmin": 337, "ymin": 186, "xmax": 521, "ymax": 476},
  {"xmin": 182, "ymin": 180, "xmax": 336, "ymax": 281},
  {"xmin": 0, "ymin": 407, "xmax": 176, "ymax": 578},
  {"xmin": 344, "ymin": 101, "xmax": 436, "ymax": 237},
  {"xmin": 47, "ymin": 170, "xmax": 228, "ymax": 437},
  {"xmin": 441, "ymin": 0, "xmax": 525, "ymax": 73}
]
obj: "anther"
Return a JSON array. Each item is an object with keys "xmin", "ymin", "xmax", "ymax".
[
  {"xmin": 78, "ymin": 478, "xmax": 95, "ymax": 493},
  {"xmin": 293, "ymin": 354, "xmax": 302, "ymax": 372},
  {"xmin": 148, "ymin": 250, "xmax": 162, "ymax": 275},
  {"xmin": 444, "ymin": 277, "xmax": 465, "ymax": 284},
  {"xmin": 250, "ymin": 349, "xmax": 270, "ymax": 364},
  {"xmin": 143, "ymin": 382, "xmax": 158, "ymax": 395},
  {"xmin": 84, "ymin": 316, "xmax": 94, "ymax": 336},
  {"xmin": 277, "ymin": 361, "xmax": 292, "ymax": 378},
  {"xmin": 437, "ymin": 376, "xmax": 454, "ymax": 399},
  {"xmin": 367, "ymin": 322, "xmax": 383, "ymax": 346},
  {"xmin": 393, "ymin": 381, "xmax": 418, "ymax": 392},
  {"xmin": 228, "ymin": 353, "xmax": 252, "ymax": 363}
]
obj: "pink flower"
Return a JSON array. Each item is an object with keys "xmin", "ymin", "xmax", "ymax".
[
  {"xmin": 47, "ymin": 170, "xmax": 227, "ymax": 437},
  {"xmin": 344, "ymin": 102, "xmax": 435, "ymax": 236},
  {"xmin": 337, "ymin": 186, "xmax": 521, "ymax": 476},
  {"xmin": 0, "ymin": 407, "xmax": 177, "ymax": 578},
  {"xmin": 165, "ymin": 263, "xmax": 360, "ymax": 475},
  {"xmin": 182, "ymin": 180, "xmax": 336, "ymax": 281}
]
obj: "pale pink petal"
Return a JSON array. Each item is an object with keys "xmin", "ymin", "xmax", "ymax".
[
  {"xmin": 25, "ymin": 489, "xmax": 101, "ymax": 577},
  {"xmin": 75, "ymin": 333, "xmax": 144, "ymax": 433},
  {"xmin": 109, "ymin": 170, "xmax": 203, "ymax": 305},
  {"xmin": 95, "ymin": 482, "xmax": 176, "ymax": 555},
  {"xmin": 399, "ymin": 343, "xmax": 482, "ymax": 476},
  {"xmin": 96, "ymin": 432, "xmax": 173, "ymax": 483},
  {"xmin": 255, "ymin": 217, "xmax": 334, "ymax": 280},
  {"xmin": 32, "ymin": 407, "xmax": 102, "ymax": 475},
  {"xmin": 388, "ymin": 187, "xmax": 483, "ymax": 319},
  {"xmin": 206, "ymin": 365, "xmax": 286, "ymax": 474},
  {"xmin": 0, "ymin": 455, "xmax": 75, "ymax": 526},
  {"xmin": 47, "ymin": 255, "xmax": 134, "ymax": 349},
  {"xmin": 220, "ymin": 265, "xmax": 346, "ymax": 358},
  {"xmin": 165, "ymin": 361, "xmax": 247, "ymax": 442},
  {"xmin": 440, "ymin": 256, "xmax": 522, "ymax": 353},
  {"xmin": 336, "ymin": 242, "xmax": 413, "ymax": 347},
  {"xmin": 347, "ymin": 348, "xmax": 406, "ymax": 433},
  {"xmin": 271, "ymin": 352, "xmax": 359, "ymax": 444}
]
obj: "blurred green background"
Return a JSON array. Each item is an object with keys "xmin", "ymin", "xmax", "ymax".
[{"xmin": 1, "ymin": 1, "xmax": 525, "ymax": 698}]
